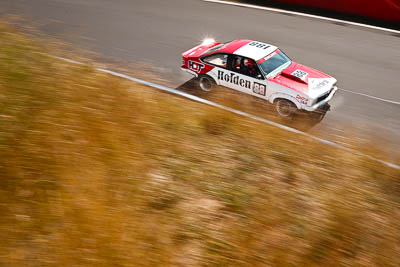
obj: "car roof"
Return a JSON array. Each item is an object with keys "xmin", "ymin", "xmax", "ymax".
[{"xmin": 217, "ymin": 39, "xmax": 278, "ymax": 61}]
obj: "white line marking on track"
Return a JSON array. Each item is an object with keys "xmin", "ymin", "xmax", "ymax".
[
  {"xmin": 55, "ymin": 56, "xmax": 400, "ymax": 170},
  {"xmin": 54, "ymin": 56, "xmax": 85, "ymax": 65},
  {"xmin": 338, "ymin": 88, "xmax": 400, "ymax": 105},
  {"xmin": 202, "ymin": 0, "xmax": 400, "ymax": 34}
]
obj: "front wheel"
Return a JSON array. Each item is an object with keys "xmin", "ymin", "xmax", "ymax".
[
  {"xmin": 275, "ymin": 99, "xmax": 297, "ymax": 118},
  {"xmin": 198, "ymin": 75, "xmax": 216, "ymax": 92}
]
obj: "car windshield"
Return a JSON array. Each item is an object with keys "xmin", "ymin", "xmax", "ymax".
[{"xmin": 258, "ymin": 50, "xmax": 291, "ymax": 77}]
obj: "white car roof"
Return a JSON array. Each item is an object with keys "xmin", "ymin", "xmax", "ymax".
[{"xmin": 233, "ymin": 41, "xmax": 278, "ymax": 61}]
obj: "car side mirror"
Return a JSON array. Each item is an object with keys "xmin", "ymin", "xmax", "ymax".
[{"xmin": 256, "ymin": 74, "xmax": 263, "ymax": 80}]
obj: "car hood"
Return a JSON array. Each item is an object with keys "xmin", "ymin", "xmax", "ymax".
[{"xmin": 268, "ymin": 62, "xmax": 336, "ymax": 97}]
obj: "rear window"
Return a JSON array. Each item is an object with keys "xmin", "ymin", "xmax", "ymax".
[
  {"xmin": 202, "ymin": 54, "xmax": 228, "ymax": 68},
  {"xmin": 201, "ymin": 41, "xmax": 232, "ymax": 56}
]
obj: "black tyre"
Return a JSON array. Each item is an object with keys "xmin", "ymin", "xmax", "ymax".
[
  {"xmin": 198, "ymin": 75, "xmax": 216, "ymax": 92},
  {"xmin": 275, "ymin": 99, "xmax": 297, "ymax": 118}
]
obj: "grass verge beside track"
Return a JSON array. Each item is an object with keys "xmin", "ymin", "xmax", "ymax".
[{"xmin": 1, "ymin": 23, "xmax": 400, "ymax": 266}]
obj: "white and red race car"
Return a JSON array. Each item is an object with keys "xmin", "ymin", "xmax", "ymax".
[{"xmin": 181, "ymin": 39, "xmax": 337, "ymax": 118}]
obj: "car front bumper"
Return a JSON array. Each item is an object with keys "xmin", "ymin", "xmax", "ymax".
[{"xmin": 303, "ymin": 86, "xmax": 338, "ymax": 112}]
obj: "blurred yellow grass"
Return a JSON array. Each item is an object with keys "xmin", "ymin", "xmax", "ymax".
[{"xmin": 0, "ymin": 22, "xmax": 399, "ymax": 266}]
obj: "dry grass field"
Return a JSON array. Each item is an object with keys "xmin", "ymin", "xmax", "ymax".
[{"xmin": 0, "ymin": 23, "xmax": 399, "ymax": 266}]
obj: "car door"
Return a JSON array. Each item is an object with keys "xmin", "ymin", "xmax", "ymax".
[{"xmin": 225, "ymin": 55, "xmax": 270, "ymax": 99}]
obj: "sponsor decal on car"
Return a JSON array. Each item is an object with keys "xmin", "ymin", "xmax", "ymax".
[
  {"xmin": 296, "ymin": 95, "xmax": 309, "ymax": 104},
  {"xmin": 188, "ymin": 60, "xmax": 205, "ymax": 73},
  {"xmin": 217, "ymin": 70, "xmax": 252, "ymax": 89},
  {"xmin": 310, "ymin": 79, "xmax": 330, "ymax": 90},
  {"xmin": 258, "ymin": 50, "xmax": 279, "ymax": 64}
]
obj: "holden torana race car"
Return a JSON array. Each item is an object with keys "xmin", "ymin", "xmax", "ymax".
[{"xmin": 181, "ymin": 39, "xmax": 337, "ymax": 118}]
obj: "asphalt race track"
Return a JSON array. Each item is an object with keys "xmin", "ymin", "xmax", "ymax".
[{"xmin": 1, "ymin": 0, "xmax": 399, "ymax": 160}]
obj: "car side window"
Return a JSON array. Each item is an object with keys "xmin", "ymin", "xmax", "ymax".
[
  {"xmin": 202, "ymin": 53, "xmax": 228, "ymax": 68},
  {"xmin": 233, "ymin": 56, "xmax": 242, "ymax": 72},
  {"xmin": 229, "ymin": 55, "xmax": 261, "ymax": 79}
]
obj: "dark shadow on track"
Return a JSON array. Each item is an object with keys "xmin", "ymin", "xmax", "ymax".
[
  {"xmin": 234, "ymin": 0, "xmax": 400, "ymax": 32},
  {"xmin": 175, "ymin": 78, "xmax": 331, "ymax": 131}
]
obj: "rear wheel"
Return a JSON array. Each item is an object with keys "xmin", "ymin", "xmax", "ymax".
[
  {"xmin": 198, "ymin": 75, "xmax": 216, "ymax": 92},
  {"xmin": 275, "ymin": 99, "xmax": 297, "ymax": 118}
]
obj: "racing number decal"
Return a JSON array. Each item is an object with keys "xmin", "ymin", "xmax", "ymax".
[
  {"xmin": 291, "ymin": 69, "xmax": 308, "ymax": 80},
  {"xmin": 249, "ymin": 41, "xmax": 270, "ymax": 50},
  {"xmin": 188, "ymin": 60, "xmax": 205, "ymax": 73},
  {"xmin": 253, "ymin": 82, "xmax": 266, "ymax": 96}
]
